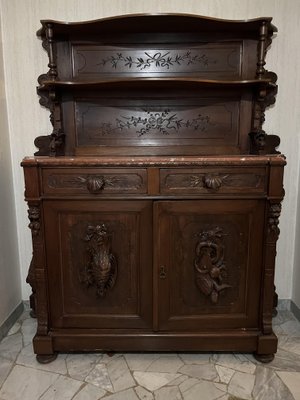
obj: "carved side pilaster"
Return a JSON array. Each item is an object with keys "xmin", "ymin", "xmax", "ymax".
[
  {"xmin": 27, "ymin": 203, "xmax": 49, "ymax": 335},
  {"xmin": 262, "ymin": 202, "xmax": 282, "ymax": 334}
]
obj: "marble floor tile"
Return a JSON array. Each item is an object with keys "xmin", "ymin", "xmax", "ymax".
[
  {"xmin": 280, "ymin": 319, "xmax": 300, "ymax": 337},
  {"xmin": 178, "ymin": 353, "xmax": 211, "ymax": 365},
  {"xmin": 154, "ymin": 385, "xmax": 182, "ymax": 399},
  {"xmin": 0, "ymin": 333, "xmax": 23, "ymax": 361},
  {"xmin": 66, "ymin": 353, "xmax": 100, "ymax": 380},
  {"xmin": 7, "ymin": 322, "xmax": 21, "ymax": 336},
  {"xmin": 16, "ymin": 344, "xmax": 68, "ymax": 375},
  {"xmin": 146, "ymin": 354, "xmax": 184, "ymax": 373},
  {"xmin": 133, "ymin": 371, "xmax": 181, "ymax": 392},
  {"xmin": 104, "ymin": 388, "xmax": 139, "ymax": 400},
  {"xmin": 85, "ymin": 363, "xmax": 113, "ymax": 392},
  {"xmin": 20, "ymin": 318, "xmax": 37, "ymax": 347},
  {"xmin": 278, "ymin": 335, "xmax": 300, "ymax": 356},
  {"xmin": 124, "ymin": 353, "xmax": 160, "ymax": 371},
  {"xmin": 134, "ymin": 385, "xmax": 154, "ymax": 400},
  {"xmin": 276, "ymin": 371, "xmax": 300, "ymax": 400},
  {"xmin": 39, "ymin": 375, "xmax": 82, "ymax": 400},
  {"xmin": 228, "ymin": 371, "xmax": 255, "ymax": 400},
  {"xmin": 214, "ymin": 353, "xmax": 256, "ymax": 374},
  {"xmin": 106, "ymin": 356, "xmax": 135, "ymax": 392},
  {"xmin": 215, "ymin": 365, "xmax": 235, "ymax": 384},
  {"xmin": 0, "ymin": 357, "xmax": 13, "ymax": 387},
  {"xmin": 179, "ymin": 364, "xmax": 218, "ymax": 381},
  {"xmin": 72, "ymin": 383, "xmax": 106, "ymax": 400},
  {"xmin": 0, "ymin": 365, "xmax": 58, "ymax": 400},
  {"xmin": 182, "ymin": 380, "xmax": 225, "ymax": 400},
  {"xmin": 267, "ymin": 348, "xmax": 300, "ymax": 372},
  {"xmin": 179, "ymin": 377, "xmax": 200, "ymax": 393},
  {"xmin": 253, "ymin": 366, "xmax": 294, "ymax": 400}
]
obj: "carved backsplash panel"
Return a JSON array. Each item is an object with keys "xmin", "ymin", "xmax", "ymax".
[
  {"xmin": 71, "ymin": 43, "xmax": 242, "ymax": 78},
  {"xmin": 74, "ymin": 100, "xmax": 240, "ymax": 147}
]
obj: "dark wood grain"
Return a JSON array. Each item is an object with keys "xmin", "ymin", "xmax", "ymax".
[{"xmin": 22, "ymin": 13, "xmax": 284, "ymax": 361}]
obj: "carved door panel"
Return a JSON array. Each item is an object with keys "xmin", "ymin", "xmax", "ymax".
[
  {"xmin": 155, "ymin": 200, "xmax": 265, "ymax": 331},
  {"xmin": 43, "ymin": 200, "xmax": 152, "ymax": 329}
]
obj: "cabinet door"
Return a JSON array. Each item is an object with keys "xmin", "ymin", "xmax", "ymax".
[
  {"xmin": 154, "ymin": 200, "xmax": 265, "ymax": 331},
  {"xmin": 43, "ymin": 200, "xmax": 152, "ymax": 329}
]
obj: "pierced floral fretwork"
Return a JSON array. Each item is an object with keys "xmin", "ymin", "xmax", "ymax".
[
  {"xmin": 97, "ymin": 110, "xmax": 212, "ymax": 137},
  {"xmin": 80, "ymin": 224, "xmax": 117, "ymax": 298},
  {"xmin": 194, "ymin": 227, "xmax": 231, "ymax": 304},
  {"xmin": 98, "ymin": 51, "xmax": 212, "ymax": 71}
]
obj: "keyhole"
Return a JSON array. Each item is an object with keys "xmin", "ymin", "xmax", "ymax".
[{"xmin": 159, "ymin": 265, "xmax": 167, "ymax": 279}]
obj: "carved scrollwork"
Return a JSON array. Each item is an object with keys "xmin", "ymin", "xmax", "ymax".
[
  {"xmin": 194, "ymin": 227, "xmax": 231, "ymax": 304},
  {"xmin": 28, "ymin": 206, "xmax": 40, "ymax": 236},
  {"xmin": 80, "ymin": 224, "xmax": 117, "ymax": 297}
]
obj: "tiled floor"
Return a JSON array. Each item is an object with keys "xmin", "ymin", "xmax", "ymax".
[{"xmin": 0, "ymin": 306, "xmax": 300, "ymax": 400}]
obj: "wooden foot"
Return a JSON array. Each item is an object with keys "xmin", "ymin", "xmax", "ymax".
[
  {"xmin": 253, "ymin": 353, "xmax": 274, "ymax": 363},
  {"xmin": 106, "ymin": 351, "xmax": 115, "ymax": 357},
  {"xmin": 36, "ymin": 354, "xmax": 57, "ymax": 364}
]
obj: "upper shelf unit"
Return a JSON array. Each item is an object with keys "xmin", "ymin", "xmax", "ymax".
[
  {"xmin": 35, "ymin": 13, "xmax": 279, "ymax": 157},
  {"xmin": 37, "ymin": 13, "xmax": 277, "ymax": 83}
]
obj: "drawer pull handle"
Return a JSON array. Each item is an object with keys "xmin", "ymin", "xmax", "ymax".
[
  {"xmin": 86, "ymin": 176, "xmax": 105, "ymax": 193},
  {"xmin": 159, "ymin": 265, "xmax": 167, "ymax": 279},
  {"xmin": 203, "ymin": 174, "xmax": 224, "ymax": 190}
]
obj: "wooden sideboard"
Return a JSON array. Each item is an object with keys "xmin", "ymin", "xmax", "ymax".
[{"xmin": 22, "ymin": 14, "xmax": 285, "ymax": 363}]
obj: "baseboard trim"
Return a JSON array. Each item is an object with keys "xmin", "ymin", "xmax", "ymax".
[
  {"xmin": 277, "ymin": 298, "xmax": 300, "ymax": 322},
  {"xmin": 0, "ymin": 302, "xmax": 24, "ymax": 342},
  {"xmin": 291, "ymin": 301, "xmax": 300, "ymax": 322}
]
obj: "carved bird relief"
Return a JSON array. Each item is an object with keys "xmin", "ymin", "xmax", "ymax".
[
  {"xmin": 81, "ymin": 224, "xmax": 117, "ymax": 297},
  {"xmin": 194, "ymin": 227, "xmax": 231, "ymax": 304}
]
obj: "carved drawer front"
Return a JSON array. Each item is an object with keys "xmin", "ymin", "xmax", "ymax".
[
  {"xmin": 160, "ymin": 167, "xmax": 266, "ymax": 195},
  {"xmin": 42, "ymin": 168, "xmax": 147, "ymax": 195}
]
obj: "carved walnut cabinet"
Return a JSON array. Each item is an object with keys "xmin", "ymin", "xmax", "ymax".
[{"xmin": 22, "ymin": 14, "xmax": 285, "ymax": 363}]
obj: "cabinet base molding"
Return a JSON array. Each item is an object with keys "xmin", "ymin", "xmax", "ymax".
[
  {"xmin": 33, "ymin": 330, "xmax": 274, "ymax": 353},
  {"xmin": 33, "ymin": 330, "xmax": 276, "ymax": 363}
]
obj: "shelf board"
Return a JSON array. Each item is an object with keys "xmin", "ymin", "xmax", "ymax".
[
  {"xmin": 38, "ymin": 77, "xmax": 276, "ymax": 91},
  {"xmin": 37, "ymin": 13, "xmax": 277, "ymax": 38}
]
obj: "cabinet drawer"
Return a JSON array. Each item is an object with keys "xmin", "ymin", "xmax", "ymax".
[
  {"xmin": 42, "ymin": 168, "xmax": 147, "ymax": 195},
  {"xmin": 160, "ymin": 167, "xmax": 266, "ymax": 195}
]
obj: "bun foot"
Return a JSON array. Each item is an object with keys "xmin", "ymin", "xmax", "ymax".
[
  {"xmin": 254, "ymin": 353, "xmax": 274, "ymax": 363},
  {"xmin": 36, "ymin": 354, "xmax": 57, "ymax": 364}
]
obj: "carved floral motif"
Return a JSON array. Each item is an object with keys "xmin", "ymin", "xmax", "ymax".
[
  {"xmin": 194, "ymin": 227, "xmax": 231, "ymax": 304},
  {"xmin": 80, "ymin": 224, "xmax": 117, "ymax": 297},
  {"xmin": 98, "ymin": 110, "xmax": 212, "ymax": 137},
  {"xmin": 98, "ymin": 51, "xmax": 212, "ymax": 71}
]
